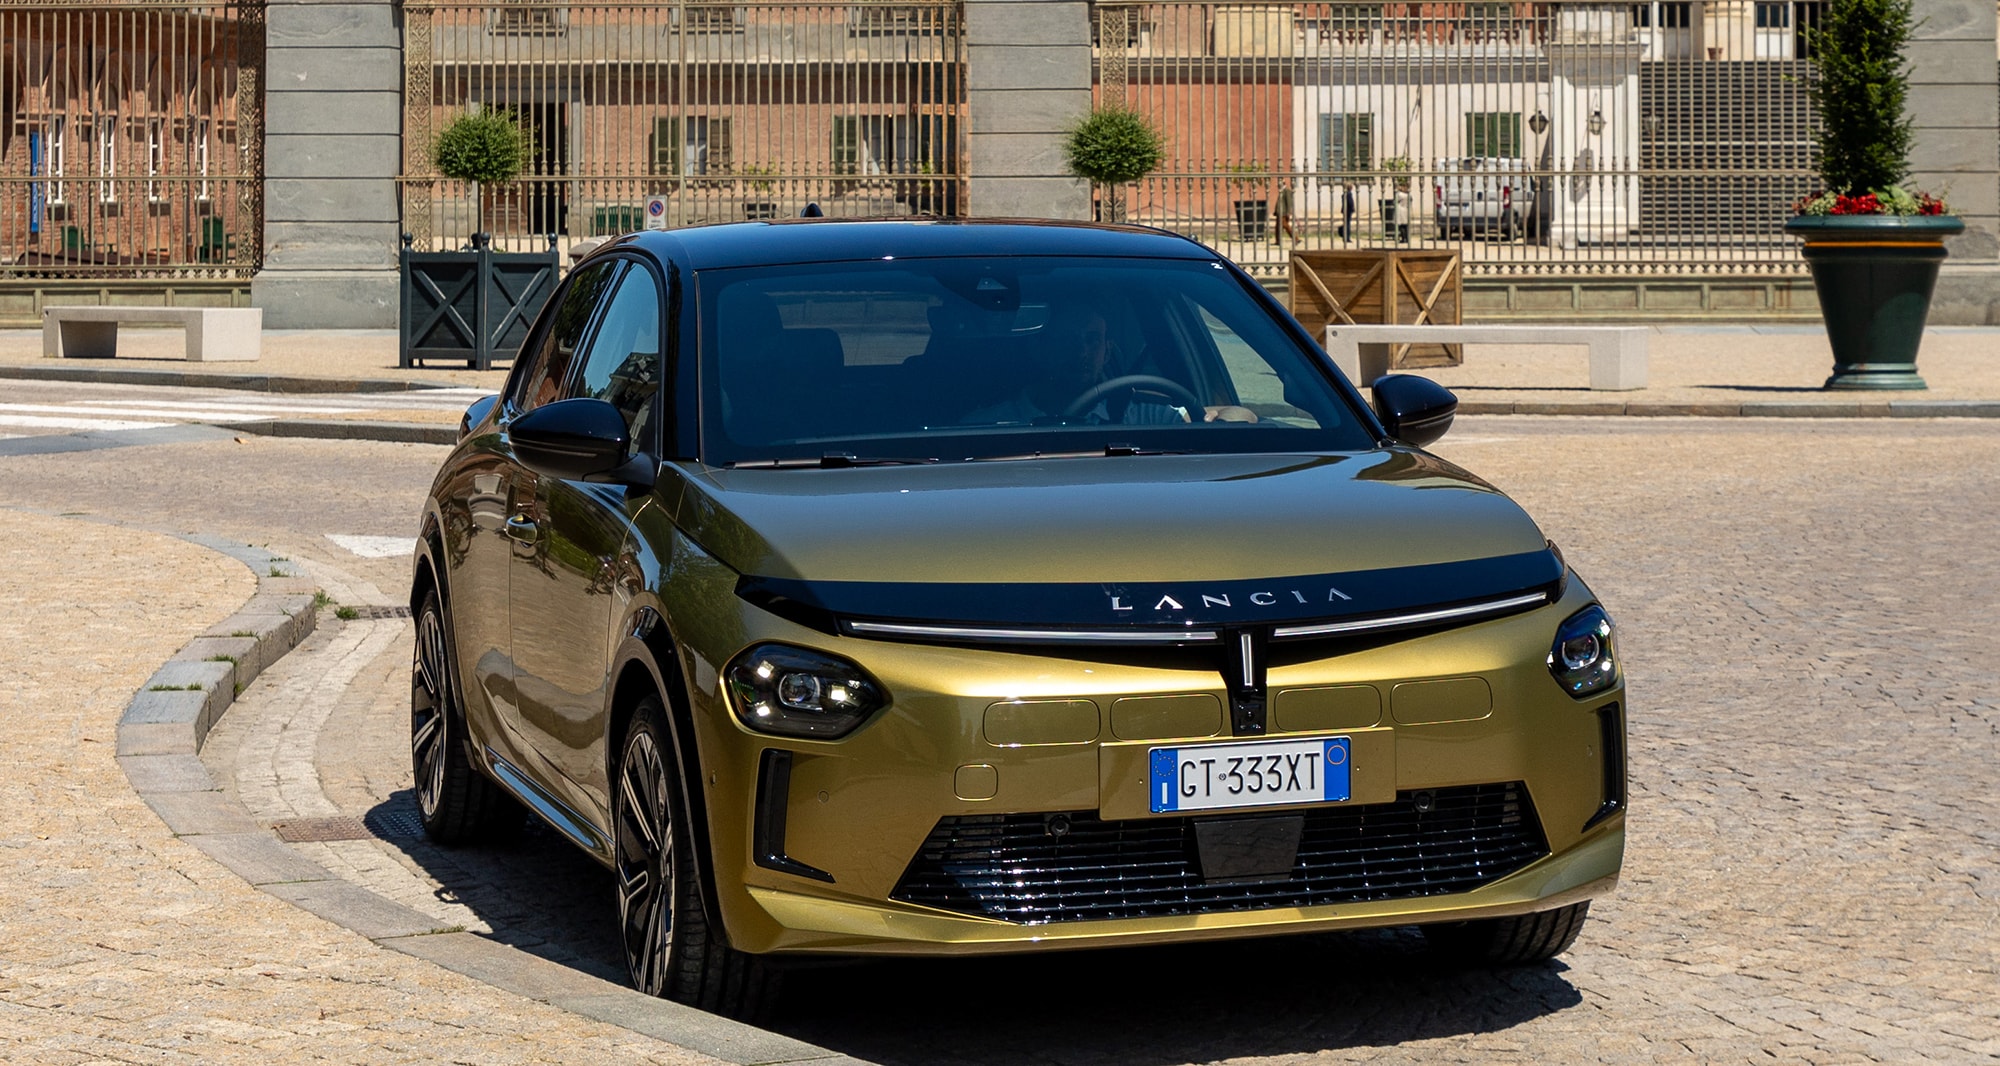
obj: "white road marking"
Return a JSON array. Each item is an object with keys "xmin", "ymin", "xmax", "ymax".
[
  {"xmin": 326, "ymin": 534, "xmax": 416, "ymax": 558},
  {"xmin": 0, "ymin": 403, "xmax": 277, "ymax": 422},
  {"xmin": 0, "ymin": 414, "xmax": 171, "ymax": 431}
]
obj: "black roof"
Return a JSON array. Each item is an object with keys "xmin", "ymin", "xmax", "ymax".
[{"xmin": 594, "ymin": 217, "xmax": 1218, "ymax": 271}]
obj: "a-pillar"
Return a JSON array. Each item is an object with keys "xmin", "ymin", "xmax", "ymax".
[
  {"xmin": 965, "ymin": 0, "xmax": 1093, "ymax": 219},
  {"xmin": 249, "ymin": 0, "xmax": 402, "ymax": 328},
  {"xmin": 1544, "ymin": 5, "xmax": 1646, "ymax": 249}
]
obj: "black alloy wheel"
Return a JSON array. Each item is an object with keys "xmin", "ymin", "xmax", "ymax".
[
  {"xmin": 613, "ymin": 697, "xmax": 777, "ymax": 1017},
  {"xmin": 411, "ymin": 586, "xmax": 514, "ymax": 842}
]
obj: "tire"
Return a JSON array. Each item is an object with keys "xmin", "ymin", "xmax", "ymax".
[
  {"xmin": 613, "ymin": 697, "xmax": 778, "ymax": 1018},
  {"xmin": 411, "ymin": 586, "xmax": 517, "ymax": 843},
  {"xmin": 1422, "ymin": 901, "xmax": 1590, "ymax": 966}
]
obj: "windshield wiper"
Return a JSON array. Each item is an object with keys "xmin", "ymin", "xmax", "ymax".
[
  {"xmin": 972, "ymin": 445, "xmax": 1193, "ymax": 462},
  {"xmin": 727, "ymin": 452, "xmax": 938, "ymax": 469}
]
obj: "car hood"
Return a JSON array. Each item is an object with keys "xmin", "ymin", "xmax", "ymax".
[{"xmin": 667, "ymin": 450, "xmax": 1550, "ymax": 594}]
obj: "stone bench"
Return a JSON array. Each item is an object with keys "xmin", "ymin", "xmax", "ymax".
[
  {"xmin": 43, "ymin": 306, "xmax": 262, "ymax": 363},
  {"xmin": 1323, "ymin": 323, "xmax": 1648, "ymax": 391}
]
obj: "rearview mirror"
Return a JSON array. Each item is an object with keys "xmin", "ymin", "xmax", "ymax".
[{"xmin": 1370, "ymin": 374, "xmax": 1457, "ymax": 447}]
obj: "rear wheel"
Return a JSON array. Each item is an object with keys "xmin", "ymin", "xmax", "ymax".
[
  {"xmin": 613, "ymin": 697, "xmax": 777, "ymax": 1018},
  {"xmin": 1423, "ymin": 901, "xmax": 1590, "ymax": 965},
  {"xmin": 411, "ymin": 586, "xmax": 516, "ymax": 843}
]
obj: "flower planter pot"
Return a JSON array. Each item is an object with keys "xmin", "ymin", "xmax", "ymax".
[
  {"xmin": 1784, "ymin": 214, "xmax": 1964, "ymax": 390},
  {"xmin": 400, "ymin": 233, "xmax": 563, "ymax": 371}
]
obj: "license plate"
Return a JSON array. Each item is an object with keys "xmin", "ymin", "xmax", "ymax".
[{"xmin": 1148, "ymin": 737, "xmax": 1351, "ymax": 813}]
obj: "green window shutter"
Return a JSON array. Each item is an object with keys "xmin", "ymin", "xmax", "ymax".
[
  {"xmin": 653, "ymin": 116, "xmax": 680, "ymax": 175},
  {"xmin": 832, "ymin": 116, "xmax": 859, "ymax": 175},
  {"xmin": 1351, "ymin": 114, "xmax": 1373, "ymax": 170},
  {"xmin": 1318, "ymin": 113, "xmax": 1334, "ymax": 172},
  {"xmin": 711, "ymin": 117, "xmax": 733, "ymax": 172},
  {"xmin": 1498, "ymin": 114, "xmax": 1521, "ymax": 158}
]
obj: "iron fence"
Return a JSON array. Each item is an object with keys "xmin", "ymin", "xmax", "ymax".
[
  {"xmin": 1094, "ymin": 0, "xmax": 1824, "ymax": 277},
  {"xmin": 0, "ymin": 0, "xmax": 262, "ymax": 278},
  {"xmin": 400, "ymin": 0, "xmax": 968, "ymax": 253}
]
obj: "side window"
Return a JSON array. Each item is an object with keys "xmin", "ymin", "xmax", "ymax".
[
  {"xmin": 510, "ymin": 260, "xmax": 623, "ymax": 413},
  {"xmin": 572, "ymin": 264, "xmax": 664, "ymax": 457}
]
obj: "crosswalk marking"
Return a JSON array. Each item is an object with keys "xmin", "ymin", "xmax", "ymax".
[
  {"xmin": 0, "ymin": 383, "xmax": 499, "ymax": 437},
  {"xmin": 0, "ymin": 413, "xmax": 173, "ymax": 431}
]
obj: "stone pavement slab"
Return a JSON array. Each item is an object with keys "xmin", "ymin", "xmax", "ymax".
[{"xmin": 0, "ymin": 507, "xmax": 731, "ymax": 1065}]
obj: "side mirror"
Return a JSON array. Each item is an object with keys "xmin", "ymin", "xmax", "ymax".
[
  {"xmin": 1370, "ymin": 374, "xmax": 1457, "ymax": 447},
  {"xmin": 510, "ymin": 397, "xmax": 632, "ymax": 482},
  {"xmin": 459, "ymin": 394, "xmax": 499, "ymax": 443}
]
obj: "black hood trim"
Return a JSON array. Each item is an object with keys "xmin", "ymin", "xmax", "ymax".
[{"xmin": 736, "ymin": 549, "xmax": 1562, "ymax": 640}]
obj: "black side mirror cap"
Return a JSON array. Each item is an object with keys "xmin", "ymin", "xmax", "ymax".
[
  {"xmin": 510, "ymin": 397, "xmax": 633, "ymax": 482},
  {"xmin": 1370, "ymin": 374, "xmax": 1457, "ymax": 447}
]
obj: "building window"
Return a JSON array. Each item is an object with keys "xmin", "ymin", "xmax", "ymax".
[
  {"xmin": 48, "ymin": 116, "xmax": 66, "ymax": 205},
  {"xmin": 195, "ymin": 118, "xmax": 212, "ymax": 201},
  {"xmin": 1754, "ymin": 1, "xmax": 1790, "ymax": 26},
  {"xmin": 1465, "ymin": 112, "xmax": 1522, "ymax": 159},
  {"xmin": 1317, "ymin": 113, "xmax": 1374, "ymax": 173},
  {"xmin": 147, "ymin": 119, "xmax": 165, "ymax": 201},
  {"xmin": 489, "ymin": 2, "xmax": 565, "ymax": 35},
  {"xmin": 653, "ymin": 116, "xmax": 732, "ymax": 177},
  {"xmin": 97, "ymin": 116, "xmax": 117, "ymax": 202}
]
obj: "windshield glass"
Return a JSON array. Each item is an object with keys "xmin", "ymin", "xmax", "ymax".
[{"xmin": 697, "ymin": 256, "xmax": 1374, "ymax": 465}]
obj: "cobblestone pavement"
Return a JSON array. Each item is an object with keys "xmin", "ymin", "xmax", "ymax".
[
  {"xmin": 0, "ymin": 510, "xmax": 726, "ymax": 1065},
  {"xmin": 5, "ymin": 419, "xmax": 1999, "ymax": 1063}
]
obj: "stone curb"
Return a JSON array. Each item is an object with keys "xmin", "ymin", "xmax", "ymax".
[
  {"xmin": 220, "ymin": 419, "xmax": 460, "ymax": 446},
  {"xmin": 1456, "ymin": 399, "xmax": 2000, "ymax": 418},
  {"xmin": 109, "ymin": 529, "xmax": 862, "ymax": 1066},
  {"xmin": 0, "ymin": 362, "xmax": 453, "ymax": 395}
]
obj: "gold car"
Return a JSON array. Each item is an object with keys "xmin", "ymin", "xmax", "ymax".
[{"xmin": 412, "ymin": 219, "xmax": 1624, "ymax": 1017}]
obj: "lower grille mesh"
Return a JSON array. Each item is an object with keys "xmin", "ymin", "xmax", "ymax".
[{"xmin": 891, "ymin": 782, "xmax": 1548, "ymax": 925}]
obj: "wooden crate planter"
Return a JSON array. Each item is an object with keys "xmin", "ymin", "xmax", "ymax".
[{"xmin": 1289, "ymin": 250, "xmax": 1463, "ymax": 368}]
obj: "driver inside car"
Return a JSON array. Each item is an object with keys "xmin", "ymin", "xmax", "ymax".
[{"xmin": 965, "ymin": 304, "xmax": 1259, "ymax": 426}]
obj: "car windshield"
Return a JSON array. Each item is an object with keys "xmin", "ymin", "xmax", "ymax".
[{"xmin": 696, "ymin": 255, "xmax": 1375, "ymax": 465}]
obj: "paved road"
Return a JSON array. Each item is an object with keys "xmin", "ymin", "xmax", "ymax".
[
  {"xmin": 4, "ymin": 417, "xmax": 1997, "ymax": 1063},
  {"xmin": 0, "ymin": 376, "xmax": 491, "ymax": 442}
]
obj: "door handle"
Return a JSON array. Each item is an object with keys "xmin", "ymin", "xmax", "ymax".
[{"xmin": 505, "ymin": 515, "xmax": 540, "ymax": 545}]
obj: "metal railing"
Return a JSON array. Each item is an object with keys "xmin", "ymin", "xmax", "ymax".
[
  {"xmin": 1094, "ymin": 0, "xmax": 1824, "ymax": 277},
  {"xmin": 400, "ymin": 0, "xmax": 968, "ymax": 253},
  {"xmin": 0, "ymin": 0, "xmax": 263, "ymax": 278}
]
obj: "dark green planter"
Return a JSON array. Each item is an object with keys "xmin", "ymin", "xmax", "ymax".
[{"xmin": 1784, "ymin": 214, "xmax": 1964, "ymax": 390}]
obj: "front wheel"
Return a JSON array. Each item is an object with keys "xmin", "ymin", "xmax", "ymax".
[
  {"xmin": 613, "ymin": 697, "xmax": 777, "ymax": 1017},
  {"xmin": 1422, "ymin": 901, "xmax": 1590, "ymax": 965},
  {"xmin": 411, "ymin": 586, "xmax": 517, "ymax": 843}
]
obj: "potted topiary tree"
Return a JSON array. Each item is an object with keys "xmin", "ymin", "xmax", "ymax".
[
  {"xmin": 1783, "ymin": 0, "xmax": 1960, "ymax": 389},
  {"xmin": 401, "ymin": 108, "xmax": 561, "ymax": 371},
  {"xmin": 1063, "ymin": 105, "xmax": 1166, "ymax": 224},
  {"xmin": 433, "ymin": 108, "xmax": 531, "ymax": 246}
]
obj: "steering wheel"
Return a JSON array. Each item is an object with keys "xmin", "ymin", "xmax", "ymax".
[{"xmin": 1061, "ymin": 374, "xmax": 1205, "ymax": 419}]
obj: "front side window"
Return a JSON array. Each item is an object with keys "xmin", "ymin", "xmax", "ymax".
[
  {"xmin": 572, "ymin": 264, "xmax": 665, "ymax": 457},
  {"xmin": 698, "ymin": 257, "xmax": 1373, "ymax": 465},
  {"xmin": 509, "ymin": 259, "xmax": 623, "ymax": 413}
]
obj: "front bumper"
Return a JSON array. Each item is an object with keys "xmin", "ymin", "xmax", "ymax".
[{"xmin": 671, "ymin": 568, "xmax": 1626, "ymax": 957}]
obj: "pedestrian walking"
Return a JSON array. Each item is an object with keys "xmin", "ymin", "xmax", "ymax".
[
  {"xmin": 1339, "ymin": 183, "xmax": 1356, "ymax": 241},
  {"xmin": 1272, "ymin": 184, "xmax": 1297, "ymax": 245}
]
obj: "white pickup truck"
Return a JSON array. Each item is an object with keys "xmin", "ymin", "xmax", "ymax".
[{"xmin": 1433, "ymin": 157, "xmax": 1531, "ymax": 240}]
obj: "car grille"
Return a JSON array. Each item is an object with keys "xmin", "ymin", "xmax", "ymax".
[{"xmin": 890, "ymin": 782, "xmax": 1548, "ymax": 925}]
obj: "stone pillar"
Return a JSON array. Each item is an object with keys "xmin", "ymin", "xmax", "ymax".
[
  {"xmin": 965, "ymin": 0, "xmax": 1093, "ymax": 219},
  {"xmin": 250, "ymin": 0, "xmax": 403, "ymax": 329},
  {"xmin": 1909, "ymin": 0, "xmax": 2000, "ymax": 323},
  {"xmin": 1544, "ymin": 6, "xmax": 1645, "ymax": 248}
]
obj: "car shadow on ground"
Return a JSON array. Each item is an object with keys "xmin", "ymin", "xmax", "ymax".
[{"xmin": 370, "ymin": 789, "xmax": 1584, "ymax": 1063}]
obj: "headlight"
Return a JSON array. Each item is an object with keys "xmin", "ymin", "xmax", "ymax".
[
  {"xmin": 725, "ymin": 644, "xmax": 887, "ymax": 739},
  {"xmin": 1548, "ymin": 605, "xmax": 1618, "ymax": 698}
]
